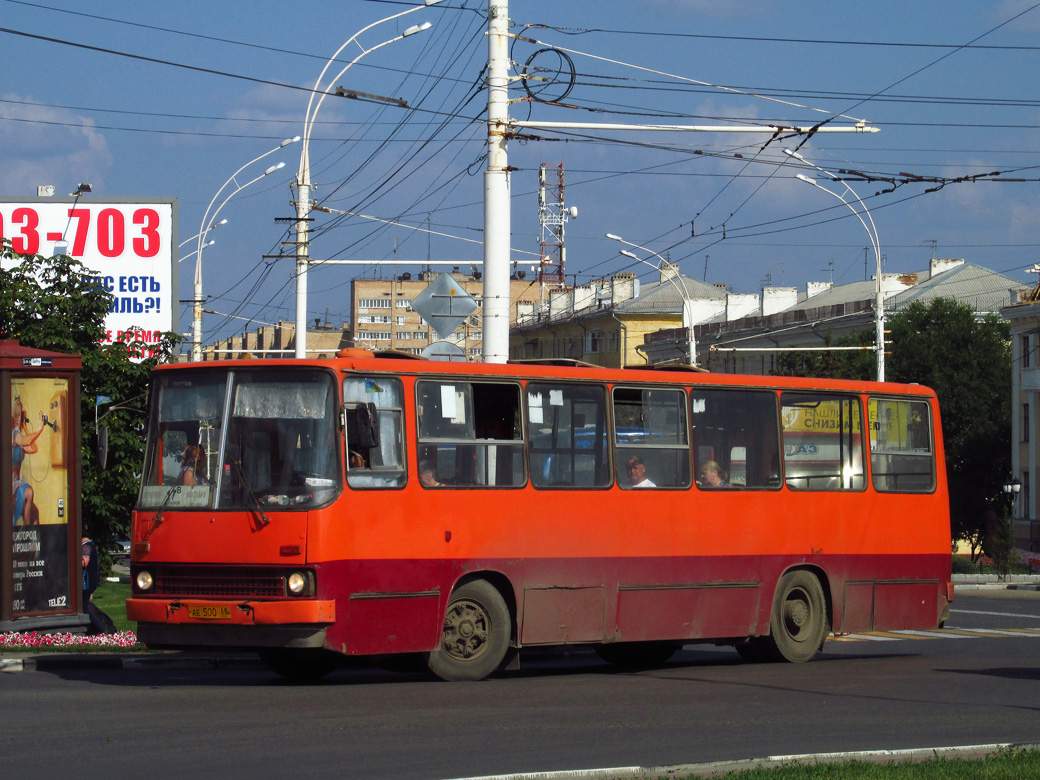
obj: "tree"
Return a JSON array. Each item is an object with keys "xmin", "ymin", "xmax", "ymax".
[
  {"xmin": 775, "ymin": 297, "xmax": 1012, "ymax": 554},
  {"xmin": 1, "ymin": 240, "xmax": 178, "ymax": 564}
]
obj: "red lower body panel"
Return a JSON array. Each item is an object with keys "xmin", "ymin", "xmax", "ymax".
[{"xmin": 129, "ymin": 553, "xmax": 950, "ymax": 655}]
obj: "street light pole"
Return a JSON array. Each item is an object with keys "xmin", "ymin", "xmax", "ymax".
[
  {"xmin": 294, "ymin": 1, "xmax": 440, "ymax": 359},
  {"xmin": 786, "ymin": 149, "xmax": 885, "ymax": 382},
  {"xmin": 193, "ymin": 142, "xmax": 295, "ymax": 362},
  {"xmin": 607, "ymin": 233, "xmax": 698, "ymax": 366}
]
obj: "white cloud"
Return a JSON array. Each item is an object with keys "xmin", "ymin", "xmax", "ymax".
[{"xmin": 0, "ymin": 95, "xmax": 113, "ymax": 195}]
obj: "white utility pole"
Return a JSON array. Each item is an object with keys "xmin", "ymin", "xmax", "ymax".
[
  {"xmin": 477, "ymin": 3, "xmax": 879, "ymax": 364},
  {"xmin": 482, "ymin": 0, "xmax": 512, "ymax": 364}
]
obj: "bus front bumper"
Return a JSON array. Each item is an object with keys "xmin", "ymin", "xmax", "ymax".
[
  {"xmin": 127, "ymin": 598, "xmax": 335, "ymax": 625},
  {"xmin": 128, "ymin": 598, "xmax": 335, "ymax": 650}
]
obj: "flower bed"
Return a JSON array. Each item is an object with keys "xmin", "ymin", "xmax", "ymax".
[{"xmin": 0, "ymin": 631, "xmax": 140, "ymax": 649}]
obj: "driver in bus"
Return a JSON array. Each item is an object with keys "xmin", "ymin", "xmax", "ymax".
[
  {"xmin": 179, "ymin": 444, "xmax": 209, "ymax": 486},
  {"xmin": 626, "ymin": 455, "xmax": 656, "ymax": 488}
]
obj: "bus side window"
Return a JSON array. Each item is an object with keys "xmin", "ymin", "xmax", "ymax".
[
  {"xmin": 416, "ymin": 380, "xmax": 525, "ymax": 488},
  {"xmin": 869, "ymin": 398, "xmax": 935, "ymax": 493},
  {"xmin": 690, "ymin": 388, "xmax": 780, "ymax": 490},
  {"xmin": 344, "ymin": 377, "xmax": 405, "ymax": 489},
  {"xmin": 613, "ymin": 386, "xmax": 690, "ymax": 489},
  {"xmin": 528, "ymin": 383, "xmax": 610, "ymax": 489},
  {"xmin": 781, "ymin": 393, "xmax": 865, "ymax": 491}
]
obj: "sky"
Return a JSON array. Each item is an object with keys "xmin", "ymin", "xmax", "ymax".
[{"xmin": 2, "ymin": 0, "xmax": 1040, "ymax": 351}]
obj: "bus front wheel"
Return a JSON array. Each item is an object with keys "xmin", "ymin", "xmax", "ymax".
[
  {"xmin": 762, "ymin": 570, "xmax": 828, "ymax": 663},
  {"xmin": 428, "ymin": 580, "xmax": 510, "ymax": 682}
]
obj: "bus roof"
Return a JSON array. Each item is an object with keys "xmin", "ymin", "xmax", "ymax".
[{"xmin": 157, "ymin": 349, "xmax": 937, "ymax": 399}]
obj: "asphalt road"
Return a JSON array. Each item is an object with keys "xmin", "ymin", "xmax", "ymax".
[{"xmin": 3, "ymin": 589, "xmax": 1040, "ymax": 780}]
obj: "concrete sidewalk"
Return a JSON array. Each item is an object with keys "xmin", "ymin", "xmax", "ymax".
[{"xmin": 952, "ymin": 572, "xmax": 1040, "ymax": 590}]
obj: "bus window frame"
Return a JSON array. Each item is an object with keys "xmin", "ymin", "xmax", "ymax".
[
  {"xmin": 343, "ymin": 374, "xmax": 407, "ymax": 491},
  {"xmin": 415, "ymin": 377, "xmax": 526, "ymax": 489},
  {"xmin": 868, "ymin": 394, "xmax": 937, "ymax": 495},
  {"xmin": 526, "ymin": 379, "xmax": 612, "ymax": 491},
  {"xmin": 780, "ymin": 391, "xmax": 867, "ymax": 493},
  {"xmin": 611, "ymin": 383, "xmax": 692, "ymax": 490},
  {"xmin": 689, "ymin": 385, "xmax": 783, "ymax": 491}
]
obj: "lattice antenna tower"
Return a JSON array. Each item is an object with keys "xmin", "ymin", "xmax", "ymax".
[{"xmin": 537, "ymin": 162, "xmax": 576, "ymax": 291}]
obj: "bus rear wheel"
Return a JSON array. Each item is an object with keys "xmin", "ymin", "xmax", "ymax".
[
  {"xmin": 762, "ymin": 570, "xmax": 828, "ymax": 663},
  {"xmin": 258, "ymin": 648, "xmax": 340, "ymax": 681},
  {"xmin": 428, "ymin": 580, "xmax": 510, "ymax": 682}
]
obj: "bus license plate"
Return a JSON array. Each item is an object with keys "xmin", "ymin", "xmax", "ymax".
[{"xmin": 187, "ymin": 604, "xmax": 232, "ymax": 620}]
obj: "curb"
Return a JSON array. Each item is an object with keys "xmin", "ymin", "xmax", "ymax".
[
  {"xmin": 1, "ymin": 653, "xmax": 263, "ymax": 673},
  {"xmin": 445, "ymin": 743, "xmax": 1040, "ymax": 780}
]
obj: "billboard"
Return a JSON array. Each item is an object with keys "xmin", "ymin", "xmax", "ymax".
[{"xmin": 0, "ymin": 197, "xmax": 178, "ymax": 358}]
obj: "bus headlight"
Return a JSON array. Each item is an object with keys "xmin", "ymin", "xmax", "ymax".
[
  {"xmin": 287, "ymin": 572, "xmax": 307, "ymax": 595},
  {"xmin": 136, "ymin": 570, "xmax": 154, "ymax": 592}
]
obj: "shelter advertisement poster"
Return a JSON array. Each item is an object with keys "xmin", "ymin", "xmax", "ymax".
[
  {"xmin": 11, "ymin": 377, "xmax": 71, "ymax": 615},
  {"xmin": 0, "ymin": 197, "xmax": 177, "ymax": 359}
]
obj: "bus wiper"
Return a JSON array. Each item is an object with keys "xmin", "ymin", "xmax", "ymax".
[
  {"xmin": 227, "ymin": 458, "xmax": 271, "ymax": 527},
  {"xmin": 152, "ymin": 484, "xmax": 181, "ymax": 526}
]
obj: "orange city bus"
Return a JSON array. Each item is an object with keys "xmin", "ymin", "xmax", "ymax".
[{"xmin": 126, "ymin": 349, "xmax": 952, "ymax": 681}]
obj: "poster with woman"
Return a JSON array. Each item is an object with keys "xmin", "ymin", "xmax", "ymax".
[{"xmin": 11, "ymin": 377, "xmax": 71, "ymax": 614}]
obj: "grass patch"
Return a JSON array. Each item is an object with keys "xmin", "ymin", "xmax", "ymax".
[
  {"xmin": 91, "ymin": 579, "xmax": 133, "ymax": 633},
  {"xmin": 681, "ymin": 747, "xmax": 1040, "ymax": 779}
]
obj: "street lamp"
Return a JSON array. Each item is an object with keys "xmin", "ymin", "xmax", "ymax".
[
  {"xmin": 607, "ymin": 233, "xmax": 698, "ymax": 366},
  {"xmin": 294, "ymin": 1, "xmax": 441, "ymax": 359},
  {"xmin": 1004, "ymin": 476, "xmax": 1022, "ymax": 510},
  {"xmin": 193, "ymin": 141, "xmax": 296, "ymax": 362},
  {"xmin": 785, "ymin": 148, "xmax": 885, "ymax": 382},
  {"xmin": 179, "ymin": 219, "xmax": 226, "ymax": 249},
  {"xmin": 180, "ymin": 240, "xmax": 214, "ymax": 263}
]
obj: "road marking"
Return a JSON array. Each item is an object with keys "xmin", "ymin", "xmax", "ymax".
[
  {"xmin": 951, "ymin": 608, "xmax": 1040, "ymax": 620},
  {"xmin": 888, "ymin": 629, "xmax": 972, "ymax": 639},
  {"xmin": 954, "ymin": 627, "xmax": 1040, "ymax": 636},
  {"xmin": 830, "ymin": 627, "xmax": 1040, "ymax": 642}
]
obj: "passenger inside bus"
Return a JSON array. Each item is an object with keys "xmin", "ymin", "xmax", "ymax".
[
  {"xmin": 698, "ymin": 460, "xmax": 729, "ymax": 488},
  {"xmin": 418, "ymin": 461, "xmax": 443, "ymax": 487},
  {"xmin": 626, "ymin": 455, "xmax": 656, "ymax": 488}
]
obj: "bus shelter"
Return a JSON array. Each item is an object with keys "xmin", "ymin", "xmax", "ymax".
[{"xmin": 1, "ymin": 340, "xmax": 87, "ymax": 634}]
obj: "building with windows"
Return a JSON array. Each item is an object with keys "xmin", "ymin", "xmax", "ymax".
[
  {"xmin": 352, "ymin": 270, "xmax": 545, "ymax": 359},
  {"xmin": 509, "ymin": 258, "xmax": 1022, "ymax": 373},
  {"xmin": 1001, "ymin": 281, "xmax": 1040, "ymax": 551},
  {"xmin": 204, "ymin": 321, "xmax": 350, "ymax": 360},
  {"xmin": 509, "ymin": 268, "xmax": 728, "ymax": 368}
]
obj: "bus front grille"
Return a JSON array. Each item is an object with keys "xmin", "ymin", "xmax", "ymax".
[{"xmin": 150, "ymin": 565, "xmax": 285, "ymax": 598}]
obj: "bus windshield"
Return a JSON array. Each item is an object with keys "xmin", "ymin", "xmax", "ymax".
[{"xmin": 138, "ymin": 369, "xmax": 340, "ymax": 511}]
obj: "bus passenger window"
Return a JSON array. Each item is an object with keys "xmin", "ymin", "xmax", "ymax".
[
  {"xmin": 781, "ymin": 393, "xmax": 865, "ymax": 491},
  {"xmin": 690, "ymin": 388, "xmax": 780, "ymax": 490},
  {"xmin": 416, "ymin": 380, "xmax": 524, "ymax": 488},
  {"xmin": 344, "ymin": 376, "xmax": 405, "ymax": 489},
  {"xmin": 612, "ymin": 386, "xmax": 690, "ymax": 489},
  {"xmin": 869, "ymin": 398, "xmax": 935, "ymax": 493},
  {"xmin": 528, "ymin": 383, "xmax": 609, "ymax": 489}
]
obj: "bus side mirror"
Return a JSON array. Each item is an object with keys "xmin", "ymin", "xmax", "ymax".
[{"xmin": 97, "ymin": 425, "xmax": 109, "ymax": 471}]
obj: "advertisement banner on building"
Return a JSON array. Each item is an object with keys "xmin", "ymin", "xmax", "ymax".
[{"xmin": 0, "ymin": 197, "xmax": 178, "ymax": 358}]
